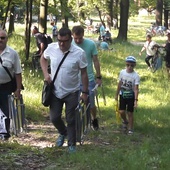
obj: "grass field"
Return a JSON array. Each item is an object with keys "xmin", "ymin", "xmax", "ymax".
[{"xmin": 0, "ymin": 14, "xmax": 170, "ymax": 170}]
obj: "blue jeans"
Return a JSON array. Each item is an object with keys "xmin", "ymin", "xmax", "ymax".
[
  {"xmin": 50, "ymin": 91, "xmax": 79, "ymax": 146},
  {"xmin": 80, "ymin": 80, "xmax": 96, "ymax": 108}
]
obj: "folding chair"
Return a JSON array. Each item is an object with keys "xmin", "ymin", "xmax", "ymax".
[
  {"xmin": 8, "ymin": 94, "xmax": 27, "ymax": 136},
  {"xmin": 75, "ymin": 99, "xmax": 90, "ymax": 145}
]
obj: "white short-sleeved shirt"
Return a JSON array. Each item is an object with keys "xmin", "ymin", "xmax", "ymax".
[
  {"xmin": 44, "ymin": 43, "xmax": 87, "ymax": 99},
  {"xmin": 118, "ymin": 69, "xmax": 140, "ymax": 95},
  {"xmin": 144, "ymin": 41, "xmax": 156, "ymax": 56},
  {"xmin": 0, "ymin": 46, "xmax": 22, "ymax": 84}
]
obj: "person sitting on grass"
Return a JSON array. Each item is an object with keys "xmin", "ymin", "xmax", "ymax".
[
  {"xmin": 115, "ymin": 56, "xmax": 140, "ymax": 135},
  {"xmin": 100, "ymin": 39, "xmax": 113, "ymax": 51},
  {"xmin": 104, "ymin": 29, "xmax": 112, "ymax": 44},
  {"xmin": 100, "ymin": 39, "xmax": 109, "ymax": 50}
]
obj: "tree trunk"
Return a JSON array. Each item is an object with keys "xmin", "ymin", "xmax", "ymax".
[
  {"xmin": 117, "ymin": 0, "xmax": 129, "ymax": 41},
  {"xmin": 95, "ymin": 5, "xmax": 105, "ymax": 27},
  {"xmin": 2, "ymin": 0, "xmax": 12, "ymax": 30},
  {"xmin": 106, "ymin": 0, "xmax": 114, "ymax": 29},
  {"xmin": 60, "ymin": 0, "xmax": 69, "ymax": 28},
  {"xmin": 8, "ymin": 5, "xmax": 15, "ymax": 34},
  {"xmin": 114, "ymin": 0, "xmax": 119, "ymax": 29},
  {"xmin": 39, "ymin": 0, "xmax": 48, "ymax": 33},
  {"xmin": 25, "ymin": 0, "xmax": 33, "ymax": 60},
  {"xmin": 155, "ymin": 0, "xmax": 163, "ymax": 26},
  {"xmin": 164, "ymin": 10, "xmax": 169, "ymax": 29}
]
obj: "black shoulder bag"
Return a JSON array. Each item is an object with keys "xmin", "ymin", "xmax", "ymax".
[
  {"xmin": 42, "ymin": 51, "xmax": 70, "ymax": 107},
  {"xmin": 0, "ymin": 58, "xmax": 24, "ymax": 92}
]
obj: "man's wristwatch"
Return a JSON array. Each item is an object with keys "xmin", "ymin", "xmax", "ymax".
[
  {"xmin": 82, "ymin": 91, "xmax": 89, "ymax": 95},
  {"xmin": 96, "ymin": 75, "xmax": 102, "ymax": 79}
]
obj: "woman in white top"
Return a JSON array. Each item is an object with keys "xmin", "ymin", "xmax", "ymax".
[{"xmin": 139, "ymin": 34, "xmax": 156, "ymax": 69}]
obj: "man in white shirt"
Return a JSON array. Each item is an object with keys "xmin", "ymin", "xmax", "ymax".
[
  {"xmin": 0, "ymin": 29, "xmax": 23, "ymax": 140},
  {"xmin": 40, "ymin": 27, "xmax": 88, "ymax": 153}
]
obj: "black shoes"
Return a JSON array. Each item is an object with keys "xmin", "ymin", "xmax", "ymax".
[
  {"xmin": 92, "ymin": 118, "xmax": 99, "ymax": 131},
  {"xmin": 0, "ymin": 133, "xmax": 10, "ymax": 141}
]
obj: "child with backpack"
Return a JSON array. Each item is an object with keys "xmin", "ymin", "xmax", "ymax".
[{"xmin": 115, "ymin": 56, "xmax": 140, "ymax": 135}]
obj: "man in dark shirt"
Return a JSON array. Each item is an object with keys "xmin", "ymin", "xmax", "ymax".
[{"xmin": 32, "ymin": 26, "xmax": 47, "ymax": 56}]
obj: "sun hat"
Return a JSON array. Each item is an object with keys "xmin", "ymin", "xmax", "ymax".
[{"xmin": 125, "ymin": 56, "xmax": 136, "ymax": 63}]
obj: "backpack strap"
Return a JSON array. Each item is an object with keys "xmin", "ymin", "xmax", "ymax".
[
  {"xmin": 52, "ymin": 51, "xmax": 70, "ymax": 84},
  {"xmin": 0, "ymin": 57, "xmax": 13, "ymax": 80}
]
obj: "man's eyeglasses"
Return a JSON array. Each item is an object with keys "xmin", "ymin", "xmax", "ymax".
[
  {"xmin": 0, "ymin": 37, "xmax": 6, "ymax": 40},
  {"xmin": 57, "ymin": 38, "xmax": 70, "ymax": 43},
  {"xmin": 126, "ymin": 64, "xmax": 135, "ymax": 68}
]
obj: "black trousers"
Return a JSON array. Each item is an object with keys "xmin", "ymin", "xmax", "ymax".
[
  {"xmin": 50, "ymin": 91, "xmax": 79, "ymax": 146},
  {"xmin": 0, "ymin": 89, "xmax": 11, "ymax": 137},
  {"xmin": 145, "ymin": 55, "xmax": 154, "ymax": 67}
]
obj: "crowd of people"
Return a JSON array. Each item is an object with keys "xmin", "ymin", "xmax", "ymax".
[{"xmin": 1, "ymin": 19, "xmax": 170, "ymax": 153}]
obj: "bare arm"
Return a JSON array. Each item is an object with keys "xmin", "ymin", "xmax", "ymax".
[
  {"xmin": 39, "ymin": 43, "xmax": 45, "ymax": 56},
  {"xmin": 115, "ymin": 80, "xmax": 121, "ymax": 101},
  {"xmin": 134, "ymin": 85, "xmax": 139, "ymax": 108},
  {"xmin": 40, "ymin": 53, "xmax": 51, "ymax": 83},
  {"xmin": 139, "ymin": 46, "xmax": 146, "ymax": 56},
  {"xmin": 80, "ymin": 67, "xmax": 89, "ymax": 102},
  {"xmin": 92, "ymin": 55, "xmax": 102, "ymax": 85},
  {"xmin": 14, "ymin": 73, "xmax": 22, "ymax": 98}
]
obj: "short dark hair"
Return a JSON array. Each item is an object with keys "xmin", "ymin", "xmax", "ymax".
[
  {"xmin": 146, "ymin": 34, "xmax": 152, "ymax": 39},
  {"xmin": 58, "ymin": 27, "xmax": 72, "ymax": 37},
  {"xmin": 72, "ymin": 26, "xmax": 84, "ymax": 35},
  {"xmin": 33, "ymin": 26, "xmax": 39, "ymax": 31}
]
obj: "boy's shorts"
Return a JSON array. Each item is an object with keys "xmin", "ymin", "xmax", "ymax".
[{"xmin": 119, "ymin": 95, "xmax": 134, "ymax": 112}]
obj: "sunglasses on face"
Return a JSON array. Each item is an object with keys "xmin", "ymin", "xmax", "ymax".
[
  {"xmin": 126, "ymin": 64, "xmax": 135, "ymax": 68},
  {"xmin": 0, "ymin": 37, "xmax": 6, "ymax": 40}
]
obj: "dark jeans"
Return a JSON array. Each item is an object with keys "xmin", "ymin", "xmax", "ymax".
[
  {"xmin": 145, "ymin": 55, "xmax": 154, "ymax": 67},
  {"xmin": 50, "ymin": 91, "xmax": 79, "ymax": 146},
  {"xmin": 0, "ymin": 90, "xmax": 11, "ymax": 136}
]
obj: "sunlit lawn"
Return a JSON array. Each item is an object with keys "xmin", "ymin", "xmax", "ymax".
[{"xmin": 1, "ymin": 14, "xmax": 170, "ymax": 169}]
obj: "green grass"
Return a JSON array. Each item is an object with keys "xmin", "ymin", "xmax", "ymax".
[{"xmin": 1, "ymin": 15, "xmax": 170, "ymax": 169}]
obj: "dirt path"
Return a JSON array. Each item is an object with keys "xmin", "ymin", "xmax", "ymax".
[{"xmin": 9, "ymin": 122, "xmax": 57, "ymax": 148}]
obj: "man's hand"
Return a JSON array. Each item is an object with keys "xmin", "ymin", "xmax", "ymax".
[
  {"xmin": 44, "ymin": 74, "xmax": 52, "ymax": 84},
  {"xmin": 80, "ymin": 93, "xmax": 88, "ymax": 104},
  {"xmin": 14, "ymin": 89, "xmax": 22, "ymax": 99},
  {"xmin": 96, "ymin": 78, "xmax": 102, "ymax": 86}
]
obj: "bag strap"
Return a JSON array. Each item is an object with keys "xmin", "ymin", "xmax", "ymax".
[
  {"xmin": 52, "ymin": 51, "xmax": 70, "ymax": 84},
  {"xmin": 0, "ymin": 57, "xmax": 13, "ymax": 80}
]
